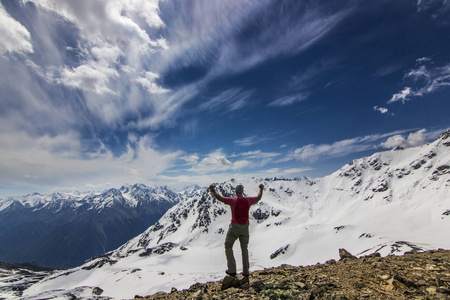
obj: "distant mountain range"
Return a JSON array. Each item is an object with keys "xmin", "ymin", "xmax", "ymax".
[
  {"xmin": 0, "ymin": 184, "xmax": 204, "ymax": 269},
  {"xmin": 22, "ymin": 130, "xmax": 450, "ymax": 300}
]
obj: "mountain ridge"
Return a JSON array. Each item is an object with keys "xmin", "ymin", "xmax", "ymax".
[
  {"xmin": 0, "ymin": 184, "xmax": 200, "ymax": 269},
  {"xmin": 21, "ymin": 130, "xmax": 450, "ymax": 299}
]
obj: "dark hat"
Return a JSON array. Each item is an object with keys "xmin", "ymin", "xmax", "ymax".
[{"xmin": 236, "ymin": 185, "xmax": 244, "ymax": 193}]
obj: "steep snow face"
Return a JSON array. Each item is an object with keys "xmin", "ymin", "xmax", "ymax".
[
  {"xmin": 23, "ymin": 132, "xmax": 450, "ymax": 299},
  {"xmin": 0, "ymin": 184, "xmax": 186, "ymax": 269}
]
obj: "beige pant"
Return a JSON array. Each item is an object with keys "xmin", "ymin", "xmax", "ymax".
[{"xmin": 224, "ymin": 224, "xmax": 250, "ymax": 275}]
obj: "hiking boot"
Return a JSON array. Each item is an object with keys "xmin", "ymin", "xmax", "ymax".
[
  {"xmin": 239, "ymin": 275, "xmax": 249, "ymax": 286},
  {"xmin": 221, "ymin": 275, "xmax": 240, "ymax": 290}
]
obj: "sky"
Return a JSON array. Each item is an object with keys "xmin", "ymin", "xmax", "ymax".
[{"xmin": 0, "ymin": 0, "xmax": 449, "ymax": 198}]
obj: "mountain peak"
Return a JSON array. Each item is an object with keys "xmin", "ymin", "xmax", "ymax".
[{"xmin": 438, "ymin": 129, "xmax": 450, "ymax": 140}]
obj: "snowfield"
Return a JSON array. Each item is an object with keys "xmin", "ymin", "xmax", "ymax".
[{"xmin": 21, "ymin": 131, "xmax": 450, "ymax": 299}]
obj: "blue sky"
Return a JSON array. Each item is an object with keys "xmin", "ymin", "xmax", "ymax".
[{"xmin": 1, "ymin": 0, "xmax": 449, "ymax": 197}]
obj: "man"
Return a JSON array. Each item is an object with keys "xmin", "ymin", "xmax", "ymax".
[{"xmin": 209, "ymin": 183, "xmax": 264, "ymax": 285}]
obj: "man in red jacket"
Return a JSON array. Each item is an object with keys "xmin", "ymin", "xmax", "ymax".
[{"xmin": 209, "ymin": 183, "xmax": 264, "ymax": 284}]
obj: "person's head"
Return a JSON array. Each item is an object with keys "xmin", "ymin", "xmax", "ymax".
[{"xmin": 235, "ymin": 185, "xmax": 244, "ymax": 196}]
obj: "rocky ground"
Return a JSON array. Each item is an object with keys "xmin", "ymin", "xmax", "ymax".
[{"xmin": 134, "ymin": 248, "xmax": 450, "ymax": 300}]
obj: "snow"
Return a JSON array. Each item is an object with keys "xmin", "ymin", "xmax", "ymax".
[
  {"xmin": 0, "ymin": 184, "xmax": 184, "ymax": 212},
  {"xmin": 18, "ymin": 132, "xmax": 450, "ymax": 299}
]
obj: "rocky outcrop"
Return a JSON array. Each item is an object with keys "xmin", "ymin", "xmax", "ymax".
[{"xmin": 135, "ymin": 249, "xmax": 450, "ymax": 300}]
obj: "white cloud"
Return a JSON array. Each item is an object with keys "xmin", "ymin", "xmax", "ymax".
[
  {"xmin": 186, "ymin": 149, "xmax": 252, "ymax": 174},
  {"xmin": 373, "ymin": 106, "xmax": 388, "ymax": 114},
  {"xmin": 233, "ymin": 136, "xmax": 260, "ymax": 147},
  {"xmin": 416, "ymin": 0, "xmax": 450, "ymax": 12},
  {"xmin": 373, "ymin": 106, "xmax": 394, "ymax": 115},
  {"xmin": 0, "ymin": 131, "xmax": 181, "ymax": 195},
  {"xmin": 380, "ymin": 129, "xmax": 429, "ymax": 149},
  {"xmin": 268, "ymin": 94, "xmax": 309, "ymax": 107},
  {"xmin": 133, "ymin": 83, "xmax": 200, "ymax": 129},
  {"xmin": 406, "ymin": 65, "xmax": 430, "ymax": 80},
  {"xmin": 135, "ymin": 71, "xmax": 169, "ymax": 94},
  {"xmin": 199, "ymin": 88, "xmax": 254, "ymax": 113},
  {"xmin": 17, "ymin": 0, "xmax": 178, "ymax": 130},
  {"xmin": 284, "ymin": 130, "xmax": 415, "ymax": 162},
  {"xmin": 0, "ymin": 3, "xmax": 33, "ymax": 56},
  {"xmin": 25, "ymin": 0, "xmax": 165, "ymax": 52},
  {"xmin": 180, "ymin": 154, "xmax": 200, "ymax": 167},
  {"xmin": 286, "ymin": 139, "xmax": 371, "ymax": 162},
  {"xmin": 388, "ymin": 59, "xmax": 450, "ymax": 104},
  {"xmin": 58, "ymin": 61, "xmax": 119, "ymax": 94},
  {"xmin": 237, "ymin": 150, "xmax": 281, "ymax": 160},
  {"xmin": 234, "ymin": 150, "xmax": 281, "ymax": 167},
  {"xmin": 214, "ymin": 3, "xmax": 351, "ymax": 76},
  {"xmin": 388, "ymin": 87, "xmax": 412, "ymax": 104},
  {"xmin": 185, "ymin": 148, "xmax": 279, "ymax": 174}
]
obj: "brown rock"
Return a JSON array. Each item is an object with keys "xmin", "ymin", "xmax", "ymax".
[
  {"xmin": 137, "ymin": 249, "xmax": 450, "ymax": 300},
  {"xmin": 339, "ymin": 248, "xmax": 356, "ymax": 260}
]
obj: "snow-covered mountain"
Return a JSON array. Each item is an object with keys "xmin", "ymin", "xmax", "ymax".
[
  {"xmin": 22, "ymin": 131, "xmax": 450, "ymax": 299},
  {"xmin": 0, "ymin": 184, "xmax": 193, "ymax": 269}
]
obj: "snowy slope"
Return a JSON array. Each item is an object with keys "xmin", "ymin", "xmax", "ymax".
[
  {"xmin": 23, "ymin": 131, "xmax": 450, "ymax": 299},
  {"xmin": 0, "ymin": 263, "xmax": 51, "ymax": 300}
]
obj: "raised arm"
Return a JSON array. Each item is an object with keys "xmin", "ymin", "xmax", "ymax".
[
  {"xmin": 209, "ymin": 184, "xmax": 225, "ymax": 203},
  {"xmin": 255, "ymin": 184, "xmax": 264, "ymax": 202}
]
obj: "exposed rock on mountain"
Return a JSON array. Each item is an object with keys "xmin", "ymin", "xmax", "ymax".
[
  {"xmin": 0, "ymin": 262, "xmax": 52, "ymax": 299},
  {"xmin": 136, "ymin": 249, "xmax": 450, "ymax": 300}
]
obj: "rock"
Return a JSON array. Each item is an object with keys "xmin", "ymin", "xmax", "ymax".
[
  {"xmin": 438, "ymin": 286, "xmax": 450, "ymax": 295},
  {"xmin": 426, "ymin": 286, "xmax": 437, "ymax": 295},
  {"xmin": 92, "ymin": 286, "xmax": 103, "ymax": 295},
  {"xmin": 339, "ymin": 248, "xmax": 356, "ymax": 260},
  {"xmin": 137, "ymin": 249, "xmax": 450, "ymax": 300},
  {"xmin": 190, "ymin": 289, "xmax": 203, "ymax": 300},
  {"xmin": 270, "ymin": 245, "xmax": 289, "ymax": 259},
  {"xmin": 221, "ymin": 275, "xmax": 240, "ymax": 290}
]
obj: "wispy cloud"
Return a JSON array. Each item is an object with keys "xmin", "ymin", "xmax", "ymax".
[
  {"xmin": 237, "ymin": 150, "xmax": 281, "ymax": 160},
  {"xmin": 268, "ymin": 93, "xmax": 309, "ymax": 107},
  {"xmin": 0, "ymin": 0, "xmax": 354, "ymax": 138},
  {"xmin": 416, "ymin": 0, "xmax": 450, "ymax": 13},
  {"xmin": 233, "ymin": 150, "xmax": 281, "ymax": 167},
  {"xmin": 388, "ymin": 87, "xmax": 412, "ymax": 104},
  {"xmin": 0, "ymin": 2, "xmax": 33, "ymax": 56},
  {"xmin": 282, "ymin": 130, "xmax": 418, "ymax": 162},
  {"xmin": 233, "ymin": 136, "xmax": 262, "ymax": 147},
  {"xmin": 388, "ymin": 58, "xmax": 450, "ymax": 104},
  {"xmin": 199, "ymin": 88, "xmax": 254, "ymax": 112}
]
